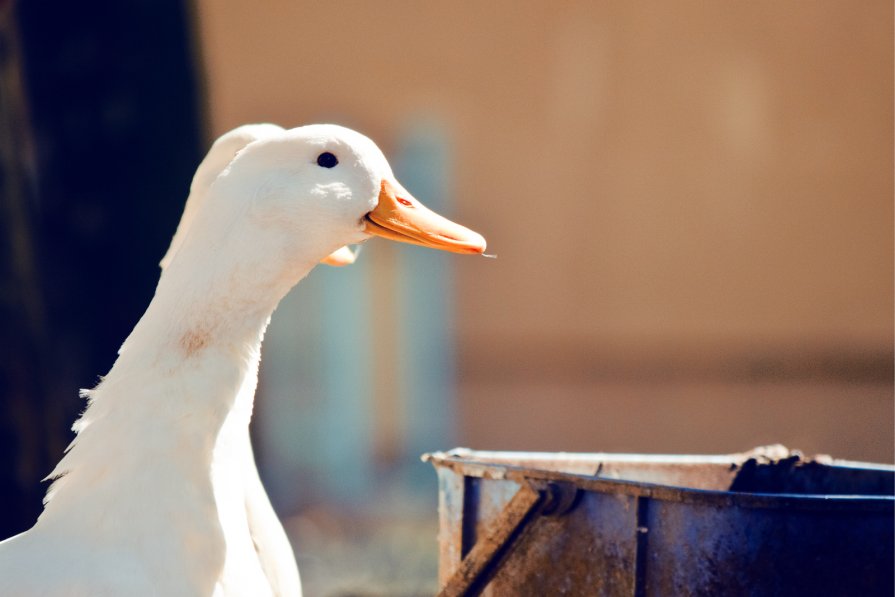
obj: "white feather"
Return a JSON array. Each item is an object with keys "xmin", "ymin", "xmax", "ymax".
[{"xmin": 0, "ymin": 124, "xmax": 396, "ymax": 596}]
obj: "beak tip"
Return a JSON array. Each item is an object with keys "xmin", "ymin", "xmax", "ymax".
[{"xmin": 368, "ymin": 180, "xmax": 488, "ymax": 256}]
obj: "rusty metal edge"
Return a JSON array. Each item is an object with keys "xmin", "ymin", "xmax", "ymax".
[
  {"xmin": 428, "ymin": 447, "xmax": 895, "ymax": 471},
  {"xmin": 436, "ymin": 481, "xmax": 544, "ymax": 597},
  {"xmin": 435, "ymin": 466, "xmax": 466, "ymax": 586},
  {"xmin": 422, "ymin": 451, "xmax": 895, "ymax": 511}
]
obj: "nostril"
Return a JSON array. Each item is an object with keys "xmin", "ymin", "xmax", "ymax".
[{"xmin": 397, "ymin": 197, "xmax": 413, "ymax": 207}]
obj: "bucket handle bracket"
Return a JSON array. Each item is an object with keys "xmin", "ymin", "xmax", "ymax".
[{"xmin": 437, "ymin": 479, "xmax": 578, "ymax": 596}]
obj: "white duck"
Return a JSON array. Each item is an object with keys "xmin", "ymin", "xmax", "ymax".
[{"xmin": 0, "ymin": 124, "xmax": 486, "ymax": 596}]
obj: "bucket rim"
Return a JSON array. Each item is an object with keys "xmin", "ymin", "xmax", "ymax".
[{"xmin": 424, "ymin": 448, "xmax": 895, "ymax": 511}]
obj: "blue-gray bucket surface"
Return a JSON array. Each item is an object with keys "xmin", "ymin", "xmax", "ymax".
[{"xmin": 425, "ymin": 446, "xmax": 894, "ymax": 597}]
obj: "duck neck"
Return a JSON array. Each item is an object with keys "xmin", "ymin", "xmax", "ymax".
[{"xmin": 37, "ymin": 247, "xmax": 317, "ymax": 542}]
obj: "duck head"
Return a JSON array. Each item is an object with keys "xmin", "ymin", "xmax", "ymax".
[{"xmin": 161, "ymin": 124, "xmax": 486, "ymax": 276}]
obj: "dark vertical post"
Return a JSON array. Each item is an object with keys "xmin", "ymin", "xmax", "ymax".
[
  {"xmin": 0, "ymin": 0, "xmax": 204, "ymax": 536},
  {"xmin": 0, "ymin": 0, "xmax": 52, "ymax": 540}
]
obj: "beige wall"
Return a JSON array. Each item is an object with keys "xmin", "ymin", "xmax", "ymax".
[{"xmin": 195, "ymin": 1, "xmax": 893, "ymax": 461}]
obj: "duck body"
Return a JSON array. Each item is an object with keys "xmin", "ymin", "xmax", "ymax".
[{"xmin": 0, "ymin": 124, "xmax": 485, "ymax": 596}]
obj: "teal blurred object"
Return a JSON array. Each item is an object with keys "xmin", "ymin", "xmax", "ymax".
[{"xmin": 393, "ymin": 121, "xmax": 457, "ymax": 483}]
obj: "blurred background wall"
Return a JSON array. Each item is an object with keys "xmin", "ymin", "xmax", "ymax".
[
  {"xmin": 2, "ymin": 1, "xmax": 892, "ymax": 594},
  {"xmin": 194, "ymin": 0, "xmax": 893, "ymax": 467}
]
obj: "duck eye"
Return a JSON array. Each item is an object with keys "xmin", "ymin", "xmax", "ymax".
[{"xmin": 316, "ymin": 152, "xmax": 338, "ymax": 168}]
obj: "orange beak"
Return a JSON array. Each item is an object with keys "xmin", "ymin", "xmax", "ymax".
[{"xmin": 363, "ymin": 180, "xmax": 487, "ymax": 254}]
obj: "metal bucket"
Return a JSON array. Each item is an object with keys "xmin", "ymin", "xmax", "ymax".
[{"xmin": 424, "ymin": 446, "xmax": 894, "ymax": 596}]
